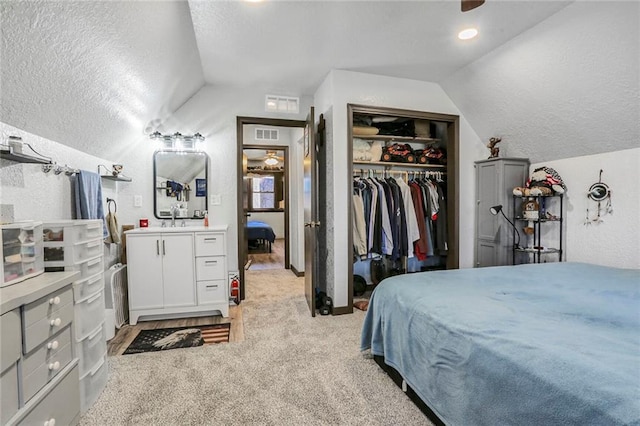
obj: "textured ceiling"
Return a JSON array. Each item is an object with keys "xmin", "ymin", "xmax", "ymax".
[
  {"xmin": 189, "ymin": 0, "xmax": 571, "ymax": 94},
  {"xmin": 1, "ymin": 0, "xmax": 204, "ymax": 160}
]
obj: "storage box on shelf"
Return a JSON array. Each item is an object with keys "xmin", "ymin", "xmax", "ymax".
[
  {"xmin": 1, "ymin": 221, "xmax": 44, "ymax": 288},
  {"xmin": 42, "ymin": 219, "xmax": 108, "ymax": 414}
]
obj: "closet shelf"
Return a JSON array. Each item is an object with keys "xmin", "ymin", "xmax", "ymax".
[
  {"xmin": 0, "ymin": 147, "xmax": 52, "ymax": 165},
  {"xmin": 355, "ymin": 135, "xmax": 440, "ymax": 144},
  {"xmin": 100, "ymin": 175, "xmax": 132, "ymax": 182},
  {"xmin": 353, "ymin": 160, "xmax": 446, "ymax": 169}
]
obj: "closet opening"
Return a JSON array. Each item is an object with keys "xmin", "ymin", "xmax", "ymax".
[{"xmin": 348, "ymin": 104, "xmax": 460, "ymax": 310}]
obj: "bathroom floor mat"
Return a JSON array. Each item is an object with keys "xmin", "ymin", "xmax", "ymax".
[{"xmin": 123, "ymin": 323, "xmax": 230, "ymax": 355}]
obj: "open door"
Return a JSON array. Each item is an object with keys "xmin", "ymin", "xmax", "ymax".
[
  {"xmin": 241, "ymin": 152, "xmax": 250, "ymax": 271},
  {"xmin": 303, "ymin": 106, "xmax": 317, "ymax": 317}
]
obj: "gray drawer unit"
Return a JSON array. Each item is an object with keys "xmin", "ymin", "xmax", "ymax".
[
  {"xmin": 22, "ymin": 290, "xmax": 74, "ymax": 354},
  {"xmin": 1, "ymin": 363, "xmax": 19, "ymax": 425},
  {"xmin": 12, "ymin": 363, "xmax": 80, "ymax": 426},
  {"xmin": 0, "ymin": 309, "xmax": 20, "ymax": 372},
  {"xmin": 22, "ymin": 339, "xmax": 73, "ymax": 403}
]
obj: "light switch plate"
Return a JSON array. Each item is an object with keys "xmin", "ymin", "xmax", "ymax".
[
  {"xmin": 211, "ymin": 194, "xmax": 221, "ymax": 205},
  {"xmin": 134, "ymin": 195, "xmax": 142, "ymax": 207}
]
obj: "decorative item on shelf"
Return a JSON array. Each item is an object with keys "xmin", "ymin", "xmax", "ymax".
[
  {"xmin": 584, "ymin": 169, "xmax": 613, "ymax": 226},
  {"xmin": 489, "ymin": 205, "xmax": 521, "ymax": 249},
  {"xmin": 381, "ymin": 143, "xmax": 416, "ymax": 163},
  {"xmin": 513, "ymin": 166, "xmax": 566, "ymax": 197},
  {"xmin": 486, "ymin": 137, "xmax": 501, "ymax": 159},
  {"xmin": 98, "ymin": 164, "xmax": 131, "ymax": 181},
  {"xmin": 521, "ymin": 198, "xmax": 540, "ymax": 220}
]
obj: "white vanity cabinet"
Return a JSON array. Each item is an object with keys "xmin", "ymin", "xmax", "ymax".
[{"xmin": 126, "ymin": 226, "xmax": 228, "ymax": 324}]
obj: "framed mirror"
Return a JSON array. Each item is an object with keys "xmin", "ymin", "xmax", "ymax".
[{"xmin": 153, "ymin": 150, "xmax": 209, "ymax": 219}]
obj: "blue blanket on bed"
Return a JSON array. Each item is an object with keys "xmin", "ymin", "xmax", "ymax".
[
  {"xmin": 246, "ymin": 221, "xmax": 276, "ymax": 243},
  {"xmin": 361, "ymin": 262, "xmax": 640, "ymax": 426}
]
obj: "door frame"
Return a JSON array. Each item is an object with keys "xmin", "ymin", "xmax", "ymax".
[{"xmin": 236, "ymin": 117, "xmax": 306, "ymax": 300}]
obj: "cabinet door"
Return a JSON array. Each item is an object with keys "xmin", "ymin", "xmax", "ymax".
[
  {"xmin": 162, "ymin": 234, "xmax": 196, "ymax": 308},
  {"xmin": 476, "ymin": 162, "xmax": 499, "ymax": 241},
  {"xmin": 127, "ymin": 234, "xmax": 164, "ymax": 310}
]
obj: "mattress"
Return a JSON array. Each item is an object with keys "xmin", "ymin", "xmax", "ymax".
[
  {"xmin": 361, "ymin": 262, "xmax": 640, "ymax": 425},
  {"xmin": 246, "ymin": 221, "xmax": 276, "ymax": 243}
]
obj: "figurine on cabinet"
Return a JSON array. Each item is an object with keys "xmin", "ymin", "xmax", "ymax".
[{"xmin": 487, "ymin": 137, "xmax": 501, "ymax": 159}]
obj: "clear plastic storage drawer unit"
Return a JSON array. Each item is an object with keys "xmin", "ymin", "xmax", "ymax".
[{"xmin": 1, "ymin": 221, "xmax": 44, "ymax": 287}]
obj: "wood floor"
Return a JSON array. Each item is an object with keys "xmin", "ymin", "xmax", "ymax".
[
  {"xmin": 248, "ymin": 238, "xmax": 285, "ymax": 270},
  {"xmin": 107, "ymin": 305, "xmax": 244, "ymax": 356}
]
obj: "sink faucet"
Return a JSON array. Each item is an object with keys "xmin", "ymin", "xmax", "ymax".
[{"xmin": 170, "ymin": 205, "xmax": 178, "ymax": 227}]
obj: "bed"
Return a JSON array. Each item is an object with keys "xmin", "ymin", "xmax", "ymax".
[
  {"xmin": 361, "ymin": 262, "xmax": 640, "ymax": 425},
  {"xmin": 246, "ymin": 220, "xmax": 276, "ymax": 252}
]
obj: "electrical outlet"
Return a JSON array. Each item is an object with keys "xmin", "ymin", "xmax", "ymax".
[
  {"xmin": 211, "ymin": 194, "xmax": 221, "ymax": 205},
  {"xmin": 134, "ymin": 195, "xmax": 142, "ymax": 207}
]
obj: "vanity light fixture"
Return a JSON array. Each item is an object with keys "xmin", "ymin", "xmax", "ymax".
[
  {"xmin": 458, "ymin": 27, "xmax": 479, "ymax": 40},
  {"xmin": 149, "ymin": 131, "xmax": 206, "ymax": 151}
]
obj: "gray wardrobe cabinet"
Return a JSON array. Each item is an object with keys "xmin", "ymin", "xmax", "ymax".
[{"xmin": 474, "ymin": 158, "xmax": 529, "ymax": 267}]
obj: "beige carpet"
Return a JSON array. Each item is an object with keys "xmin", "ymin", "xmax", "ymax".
[{"xmin": 80, "ymin": 269, "xmax": 433, "ymax": 425}]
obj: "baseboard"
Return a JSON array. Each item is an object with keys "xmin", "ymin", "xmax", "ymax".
[
  {"xmin": 290, "ymin": 265, "xmax": 304, "ymax": 277},
  {"xmin": 331, "ymin": 305, "xmax": 353, "ymax": 315}
]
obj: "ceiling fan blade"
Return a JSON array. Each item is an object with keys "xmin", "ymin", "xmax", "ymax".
[{"xmin": 461, "ymin": 0, "xmax": 485, "ymax": 12}]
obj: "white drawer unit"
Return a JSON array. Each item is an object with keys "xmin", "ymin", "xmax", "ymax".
[
  {"xmin": 45, "ymin": 254, "xmax": 104, "ymax": 280},
  {"xmin": 79, "ymin": 355, "xmax": 108, "ymax": 413},
  {"xmin": 43, "ymin": 220, "xmax": 103, "ymax": 245},
  {"xmin": 195, "ymin": 232, "xmax": 225, "ymax": 256},
  {"xmin": 74, "ymin": 289, "xmax": 106, "ymax": 341},
  {"xmin": 196, "ymin": 256, "xmax": 226, "ymax": 281},
  {"xmin": 43, "ymin": 238, "xmax": 103, "ymax": 266},
  {"xmin": 75, "ymin": 322, "xmax": 107, "ymax": 376},
  {"xmin": 72, "ymin": 272, "xmax": 104, "ymax": 301},
  {"xmin": 126, "ymin": 226, "xmax": 229, "ymax": 324},
  {"xmin": 0, "ymin": 272, "xmax": 82, "ymax": 426},
  {"xmin": 1, "ymin": 221, "xmax": 45, "ymax": 288}
]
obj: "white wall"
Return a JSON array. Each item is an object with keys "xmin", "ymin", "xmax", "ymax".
[
  {"xmin": 0, "ymin": 122, "xmax": 122, "ymax": 267},
  {"xmin": 532, "ymin": 148, "xmax": 640, "ymax": 269},
  {"xmin": 114, "ymin": 85, "xmax": 313, "ymax": 275},
  {"xmin": 441, "ymin": 1, "xmax": 639, "ymax": 164},
  {"xmin": 319, "ymin": 70, "xmax": 485, "ymax": 309}
]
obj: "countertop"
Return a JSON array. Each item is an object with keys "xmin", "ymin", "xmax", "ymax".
[
  {"xmin": 0, "ymin": 271, "xmax": 80, "ymax": 314},
  {"xmin": 125, "ymin": 225, "xmax": 228, "ymax": 234}
]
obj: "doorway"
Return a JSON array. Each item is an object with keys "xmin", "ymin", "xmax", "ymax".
[{"xmin": 236, "ymin": 117, "xmax": 307, "ymax": 301}]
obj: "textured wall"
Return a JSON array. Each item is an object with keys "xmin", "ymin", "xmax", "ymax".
[
  {"xmin": 0, "ymin": 122, "xmax": 121, "ymax": 267},
  {"xmin": 532, "ymin": 148, "xmax": 640, "ymax": 269},
  {"xmin": 441, "ymin": 1, "xmax": 639, "ymax": 163},
  {"xmin": 1, "ymin": 1, "xmax": 204, "ymax": 161}
]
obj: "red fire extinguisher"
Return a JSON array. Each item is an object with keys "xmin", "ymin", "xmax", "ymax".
[{"xmin": 230, "ymin": 275, "xmax": 240, "ymax": 305}]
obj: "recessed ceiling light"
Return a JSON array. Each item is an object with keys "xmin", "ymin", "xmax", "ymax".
[{"xmin": 458, "ymin": 28, "xmax": 478, "ymax": 40}]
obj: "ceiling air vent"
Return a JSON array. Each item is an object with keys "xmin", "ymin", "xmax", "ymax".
[
  {"xmin": 255, "ymin": 128, "xmax": 279, "ymax": 141},
  {"xmin": 265, "ymin": 95, "xmax": 299, "ymax": 114}
]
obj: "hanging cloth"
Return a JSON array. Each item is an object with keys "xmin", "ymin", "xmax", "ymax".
[
  {"xmin": 74, "ymin": 170, "xmax": 108, "ymax": 238},
  {"xmin": 105, "ymin": 199, "xmax": 121, "ymax": 244}
]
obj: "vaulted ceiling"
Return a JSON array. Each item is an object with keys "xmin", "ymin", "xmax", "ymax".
[{"xmin": 1, "ymin": 1, "xmax": 637, "ymax": 163}]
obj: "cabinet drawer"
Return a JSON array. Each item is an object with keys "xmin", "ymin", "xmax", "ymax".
[
  {"xmin": 23, "ymin": 294, "xmax": 74, "ymax": 354},
  {"xmin": 22, "ymin": 340, "xmax": 72, "ymax": 403},
  {"xmin": 1, "ymin": 363, "xmax": 19, "ymax": 425},
  {"xmin": 22, "ymin": 326, "xmax": 72, "ymax": 378},
  {"xmin": 1, "ymin": 309, "xmax": 21, "ymax": 373},
  {"xmin": 80, "ymin": 356, "xmax": 108, "ymax": 413},
  {"xmin": 197, "ymin": 280, "xmax": 227, "ymax": 305},
  {"xmin": 19, "ymin": 363, "xmax": 80, "ymax": 426},
  {"xmin": 196, "ymin": 256, "xmax": 226, "ymax": 281},
  {"xmin": 75, "ymin": 323, "xmax": 107, "ymax": 376},
  {"xmin": 72, "ymin": 272, "xmax": 104, "ymax": 302},
  {"xmin": 74, "ymin": 289, "xmax": 106, "ymax": 341},
  {"xmin": 195, "ymin": 233, "xmax": 225, "ymax": 256},
  {"xmin": 23, "ymin": 286, "xmax": 73, "ymax": 328}
]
